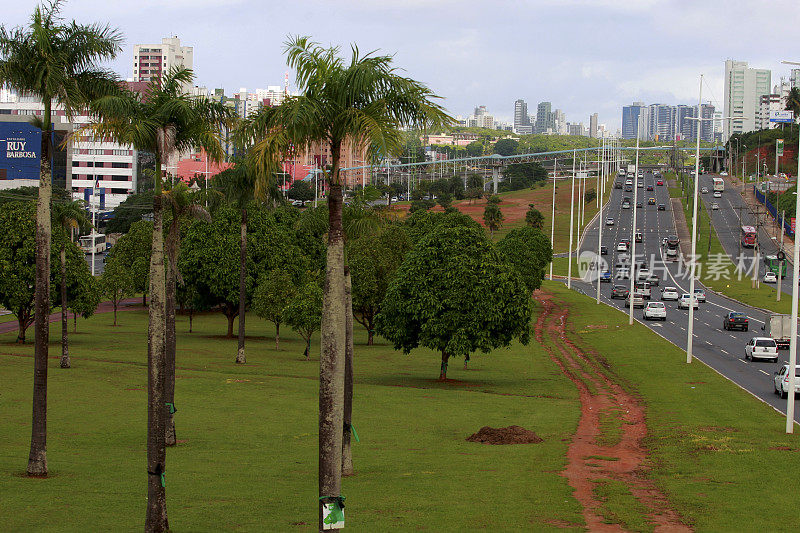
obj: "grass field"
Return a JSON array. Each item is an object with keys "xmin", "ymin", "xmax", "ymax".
[
  {"xmin": 546, "ymin": 282, "xmax": 800, "ymax": 531},
  {"xmin": 0, "ymin": 305, "xmax": 583, "ymax": 531}
]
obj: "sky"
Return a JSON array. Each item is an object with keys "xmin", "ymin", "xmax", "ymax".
[{"xmin": 4, "ymin": 0, "xmax": 799, "ymax": 131}]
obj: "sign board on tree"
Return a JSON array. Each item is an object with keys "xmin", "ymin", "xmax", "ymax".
[
  {"xmin": 321, "ymin": 501, "xmax": 345, "ymax": 530},
  {"xmin": 777, "ymin": 139, "xmax": 784, "ymax": 157},
  {"xmin": 770, "ymin": 110, "xmax": 795, "ymax": 123}
]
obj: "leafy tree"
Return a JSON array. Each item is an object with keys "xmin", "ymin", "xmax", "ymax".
[
  {"xmin": 284, "ymin": 280, "xmax": 323, "ymax": 359},
  {"xmin": 106, "ymin": 191, "xmax": 154, "ymax": 234},
  {"xmin": 496, "ymin": 226, "xmax": 553, "ymax": 292},
  {"xmin": 67, "ymin": 272, "xmax": 100, "ymax": 332},
  {"xmin": 493, "ymin": 138, "xmax": 519, "ymax": 156},
  {"xmin": 467, "ymin": 173, "xmax": 484, "ymax": 190},
  {"xmin": 500, "ymin": 162, "xmax": 548, "ymax": 192},
  {"xmin": 237, "ymin": 36, "xmax": 451, "ymax": 510},
  {"xmin": 107, "ymin": 220, "xmax": 152, "ymax": 305},
  {"xmin": 487, "ymin": 194, "xmax": 501, "ymax": 205},
  {"xmin": 0, "ymin": 0, "xmax": 122, "ymax": 478},
  {"xmin": 584, "ymin": 188, "xmax": 596, "ymax": 204},
  {"xmin": 287, "ymin": 179, "xmax": 314, "ymax": 202},
  {"xmin": 376, "ymin": 225, "xmax": 532, "ymax": 379},
  {"xmin": 483, "ymin": 201, "xmax": 504, "ymax": 236},
  {"xmin": 252, "ymin": 269, "xmax": 297, "ymax": 350},
  {"xmin": 86, "ymin": 66, "xmax": 233, "ymax": 530},
  {"xmin": 437, "ymin": 191, "xmax": 453, "ymax": 210},
  {"xmin": 98, "ymin": 256, "xmax": 134, "ymax": 325},
  {"xmin": 466, "ymin": 141, "xmax": 484, "ymax": 157},
  {"xmin": 404, "ymin": 208, "xmax": 481, "ymax": 244},
  {"xmin": 449, "ymin": 175, "xmax": 465, "ymax": 200},
  {"xmin": 786, "ymin": 87, "xmax": 800, "ymax": 119},
  {"xmin": 525, "ymin": 204, "xmax": 545, "ymax": 229},
  {"xmin": 347, "ymin": 225, "xmax": 411, "ymax": 345}
]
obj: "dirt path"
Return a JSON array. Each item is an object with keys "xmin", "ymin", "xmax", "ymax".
[{"xmin": 534, "ymin": 291, "xmax": 691, "ymax": 532}]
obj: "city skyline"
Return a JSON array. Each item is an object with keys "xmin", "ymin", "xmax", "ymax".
[{"xmin": 4, "ymin": 1, "xmax": 800, "ymax": 131}]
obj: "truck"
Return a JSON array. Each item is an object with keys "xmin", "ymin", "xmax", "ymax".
[
  {"xmin": 762, "ymin": 313, "xmax": 792, "ymax": 349},
  {"xmin": 627, "ymin": 164, "xmax": 636, "ymax": 174}
]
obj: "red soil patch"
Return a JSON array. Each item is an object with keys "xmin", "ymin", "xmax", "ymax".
[
  {"xmin": 466, "ymin": 425, "xmax": 543, "ymax": 445},
  {"xmin": 534, "ymin": 291, "xmax": 691, "ymax": 532},
  {"xmin": 770, "ymin": 446, "xmax": 795, "ymax": 451}
]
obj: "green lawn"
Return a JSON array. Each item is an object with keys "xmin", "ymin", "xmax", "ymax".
[
  {"xmin": 0, "ymin": 305, "xmax": 583, "ymax": 531},
  {"xmin": 546, "ymin": 282, "xmax": 800, "ymax": 531}
]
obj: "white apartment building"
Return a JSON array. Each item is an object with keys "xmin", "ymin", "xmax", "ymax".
[
  {"xmin": 132, "ymin": 37, "xmax": 193, "ymax": 89},
  {"xmin": 0, "ymin": 97, "xmax": 137, "ymax": 208},
  {"xmin": 723, "ymin": 60, "xmax": 771, "ymax": 140},
  {"xmin": 758, "ymin": 93, "xmax": 783, "ymax": 130}
]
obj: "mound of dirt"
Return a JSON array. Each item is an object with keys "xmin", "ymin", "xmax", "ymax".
[{"xmin": 466, "ymin": 425, "xmax": 543, "ymax": 445}]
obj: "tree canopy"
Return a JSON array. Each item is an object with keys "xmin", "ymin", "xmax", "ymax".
[{"xmin": 495, "ymin": 226, "xmax": 553, "ymax": 293}]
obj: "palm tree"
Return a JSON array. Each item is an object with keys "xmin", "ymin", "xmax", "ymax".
[
  {"xmin": 214, "ymin": 163, "xmax": 257, "ymax": 364},
  {"xmin": 163, "ymin": 182, "xmax": 210, "ymax": 446},
  {"xmin": 52, "ymin": 199, "xmax": 90, "ymax": 369},
  {"xmin": 0, "ymin": 0, "xmax": 122, "ymax": 477},
  {"xmin": 237, "ymin": 36, "xmax": 452, "ymax": 524},
  {"xmin": 85, "ymin": 67, "xmax": 232, "ymax": 532}
]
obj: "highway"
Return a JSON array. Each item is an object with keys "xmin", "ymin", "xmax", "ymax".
[{"xmin": 570, "ymin": 170, "xmax": 800, "ymax": 422}]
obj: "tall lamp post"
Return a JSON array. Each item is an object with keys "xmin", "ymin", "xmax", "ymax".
[
  {"xmin": 628, "ymin": 118, "xmax": 642, "ymax": 325},
  {"xmin": 596, "ymin": 135, "xmax": 606, "ymax": 304},
  {"xmin": 567, "ymin": 151, "xmax": 576, "ymax": 289},
  {"xmin": 549, "ymin": 160, "xmax": 558, "ymax": 281}
]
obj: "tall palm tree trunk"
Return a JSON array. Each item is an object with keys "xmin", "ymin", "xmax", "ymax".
[
  {"xmin": 235, "ymin": 208, "xmax": 247, "ymax": 364},
  {"xmin": 145, "ymin": 191, "xmax": 168, "ymax": 532},
  {"xmin": 164, "ymin": 224, "xmax": 178, "ymax": 446},
  {"xmin": 319, "ymin": 176, "xmax": 346, "ymax": 529},
  {"xmin": 60, "ymin": 245, "xmax": 70, "ymax": 368},
  {"xmin": 28, "ymin": 128, "xmax": 52, "ymax": 477},
  {"xmin": 342, "ymin": 267, "xmax": 354, "ymax": 476}
]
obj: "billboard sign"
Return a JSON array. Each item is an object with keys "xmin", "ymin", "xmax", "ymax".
[
  {"xmin": 769, "ymin": 110, "xmax": 795, "ymax": 123},
  {"xmin": 777, "ymin": 139, "xmax": 784, "ymax": 157},
  {"xmin": 0, "ymin": 122, "xmax": 41, "ymax": 180}
]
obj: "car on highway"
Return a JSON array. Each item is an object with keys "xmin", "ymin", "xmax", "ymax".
[
  {"xmin": 646, "ymin": 273, "xmax": 660, "ymax": 286},
  {"xmin": 667, "ymin": 235, "xmax": 679, "ymax": 247},
  {"xmin": 723, "ymin": 312, "xmax": 749, "ymax": 331},
  {"xmin": 636, "ymin": 201, "xmax": 643, "ymax": 208},
  {"xmin": 711, "ymin": 203, "xmax": 719, "ymax": 210},
  {"xmin": 600, "ymin": 270, "xmax": 612, "ymax": 282},
  {"xmin": 648, "ymin": 197, "xmax": 656, "ymax": 205},
  {"xmin": 774, "ymin": 365, "xmax": 800, "ymax": 398},
  {"xmin": 678, "ymin": 293, "xmax": 699, "ymax": 309},
  {"xmin": 600, "ymin": 245, "xmax": 608, "ymax": 255},
  {"xmin": 661, "ymin": 286, "xmax": 680, "ymax": 300},
  {"xmin": 625, "ymin": 179, "xmax": 633, "ymax": 185},
  {"xmin": 625, "ymin": 293, "xmax": 645, "ymax": 308},
  {"xmin": 647, "ymin": 185, "xmax": 654, "ymax": 191},
  {"xmin": 713, "ymin": 191, "xmax": 722, "ymax": 198},
  {"xmin": 745, "ymin": 337, "xmax": 778, "ymax": 363},
  {"xmin": 701, "ymin": 187, "xmax": 708, "ymax": 194},
  {"xmin": 637, "ymin": 266, "xmax": 650, "ymax": 280},
  {"xmin": 635, "ymin": 281, "xmax": 651, "ymax": 299},
  {"xmin": 291, "ymin": 199, "xmax": 304, "ymax": 207},
  {"xmin": 615, "ymin": 181, "xmax": 623, "ymax": 189},
  {"xmin": 617, "ymin": 241, "xmax": 628, "ymax": 252},
  {"xmin": 622, "ymin": 198, "xmax": 631, "ymax": 208},
  {"xmin": 635, "ymin": 231, "xmax": 643, "ymax": 242},
  {"xmin": 638, "ymin": 181, "xmax": 643, "ymax": 188},
  {"xmin": 391, "ymin": 196, "xmax": 398, "ymax": 203},
  {"xmin": 643, "ymin": 301, "xmax": 667, "ymax": 321},
  {"xmin": 720, "ymin": 171, "xmax": 728, "ymax": 176},
  {"xmin": 606, "ymin": 217, "xmax": 614, "ymax": 226},
  {"xmin": 611, "ymin": 285, "xmax": 630, "ymax": 299},
  {"xmin": 625, "ymin": 184, "xmax": 633, "ymax": 192},
  {"xmin": 658, "ymin": 203, "xmax": 666, "ymax": 211},
  {"xmin": 656, "ymin": 179, "xmax": 664, "ymax": 186},
  {"xmin": 764, "ymin": 271, "xmax": 778, "ymax": 283},
  {"xmin": 693, "ymin": 288, "xmax": 706, "ymax": 302},
  {"xmin": 665, "ymin": 247, "xmax": 678, "ymax": 260}
]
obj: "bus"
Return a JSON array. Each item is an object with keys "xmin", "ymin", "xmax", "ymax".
[
  {"xmin": 740, "ymin": 225, "xmax": 757, "ymax": 248},
  {"xmin": 79, "ymin": 233, "xmax": 106, "ymax": 254},
  {"xmin": 712, "ymin": 177, "xmax": 724, "ymax": 192},
  {"xmin": 765, "ymin": 254, "xmax": 787, "ymax": 277}
]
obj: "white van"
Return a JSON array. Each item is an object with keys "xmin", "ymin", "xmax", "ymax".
[{"xmin": 634, "ymin": 281, "xmax": 651, "ymax": 299}]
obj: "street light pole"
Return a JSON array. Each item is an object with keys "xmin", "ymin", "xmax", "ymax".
[
  {"xmin": 567, "ymin": 150, "xmax": 576, "ymax": 289},
  {"xmin": 549, "ymin": 163, "xmax": 557, "ymax": 281},
  {"xmin": 596, "ymin": 136, "xmax": 605, "ymax": 304},
  {"xmin": 629, "ymin": 119, "xmax": 641, "ymax": 325},
  {"xmin": 687, "ymin": 74, "xmax": 704, "ymax": 364}
]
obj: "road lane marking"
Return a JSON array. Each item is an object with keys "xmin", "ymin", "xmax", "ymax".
[
  {"xmin": 721, "ymin": 349, "xmax": 729, "ymax": 354},
  {"xmin": 759, "ymin": 370, "xmax": 769, "ymax": 375}
]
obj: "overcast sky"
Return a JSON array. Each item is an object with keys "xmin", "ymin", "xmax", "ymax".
[{"xmin": 5, "ymin": 1, "xmax": 799, "ymax": 130}]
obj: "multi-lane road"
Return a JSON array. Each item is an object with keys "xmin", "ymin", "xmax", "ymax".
[{"xmin": 570, "ymin": 170, "xmax": 799, "ymax": 422}]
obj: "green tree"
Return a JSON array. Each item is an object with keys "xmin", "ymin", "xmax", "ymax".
[
  {"xmin": 106, "ymin": 191, "xmax": 154, "ymax": 234},
  {"xmin": 86, "ymin": 66, "xmax": 233, "ymax": 531},
  {"xmin": 284, "ymin": 280, "xmax": 324, "ymax": 359},
  {"xmin": 786, "ymin": 87, "xmax": 800, "ymax": 119},
  {"xmin": 500, "ymin": 162, "xmax": 548, "ymax": 192},
  {"xmin": 376, "ymin": 225, "xmax": 532, "ymax": 379},
  {"xmin": 437, "ymin": 191, "xmax": 453, "ymax": 210},
  {"xmin": 496, "ymin": 226, "xmax": 553, "ymax": 292},
  {"xmin": 0, "ymin": 0, "xmax": 122, "ymax": 477},
  {"xmin": 347, "ymin": 225, "xmax": 411, "ymax": 345},
  {"xmin": 287, "ymin": 179, "xmax": 314, "ymax": 202},
  {"xmin": 99, "ymin": 257, "xmax": 134, "ymax": 326},
  {"xmin": 525, "ymin": 204, "xmax": 544, "ymax": 229},
  {"xmin": 467, "ymin": 173, "xmax": 484, "ymax": 190},
  {"xmin": 237, "ymin": 36, "xmax": 451, "ymax": 510},
  {"xmin": 584, "ymin": 188, "xmax": 596, "ymax": 204},
  {"xmin": 52, "ymin": 199, "xmax": 91, "ymax": 368},
  {"xmin": 252, "ymin": 269, "xmax": 297, "ymax": 350},
  {"xmin": 483, "ymin": 200, "xmax": 504, "ymax": 236},
  {"xmin": 493, "ymin": 138, "xmax": 519, "ymax": 156},
  {"xmin": 466, "ymin": 141, "xmax": 484, "ymax": 157},
  {"xmin": 107, "ymin": 220, "xmax": 152, "ymax": 305},
  {"xmin": 67, "ymin": 271, "xmax": 100, "ymax": 332}
]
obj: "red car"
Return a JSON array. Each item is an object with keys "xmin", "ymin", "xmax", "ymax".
[{"xmin": 656, "ymin": 179, "xmax": 664, "ymax": 186}]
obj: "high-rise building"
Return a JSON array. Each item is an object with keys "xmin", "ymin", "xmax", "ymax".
[
  {"xmin": 758, "ymin": 93, "xmax": 783, "ymax": 130},
  {"xmin": 513, "ymin": 99, "xmax": 532, "ymax": 134},
  {"xmin": 646, "ymin": 104, "xmax": 676, "ymax": 141},
  {"xmin": 675, "ymin": 105, "xmax": 695, "ymax": 141},
  {"xmin": 621, "ymin": 102, "xmax": 649, "ymax": 139},
  {"xmin": 589, "ymin": 113, "xmax": 598, "ymax": 138},
  {"xmin": 132, "ymin": 37, "xmax": 193, "ymax": 89},
  {"xmin": 467, "ymin": 105, "xmax": 494, "ymax": 129},
  {"xmin": 699, "ymin": 103, "xmax": 715, "ymax": 142},
  {"xmin": 554, "ymin": 109, "xmax": 567, "ymax": 135},
  {"xmin": 535, "ymin": 102, "xmax": 555, "ymax": 134},
  {"xmin": 723, "ymin": 60, "xmax": 771, "ymax": 140}
]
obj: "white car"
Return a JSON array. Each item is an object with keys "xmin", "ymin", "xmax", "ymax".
[
  {"xmin": 390, "ymin": 196, "xmax": 398, "ymax": 202},
  {"xmin": 774, "ymin": 365, "xmax": 800, "ymax": 398},
  {"xmin": 617, "ymin": 242, "xmax": 628, "ymax": 252},
  {"xmin": 677, "ymin": 293, "xmax": 699, "ymax": 309},
  {"xmin": 745, "ymin": 337, "xmax": 778, "ymax": 363},
  {"xmin": 720, "ymin": 171, "xmax": 728, "ymax": 176},
  {"xmin": 701, "ymin": 187, "xmax": 709, "ymax": 194},
  {"xmin": 643, "ymin": 301, "xmax": 667, "ymax": 321},
  {"xmin": 693, "ymin": 288, "xmax": 706, "ymax": 303},
  {"xmin": 713, "ymin": 191, "xmax": 722, "ymax": 198},
  {"xmin": 661, "ymin": 286, "xmax": 680, "ymax": 300},
  {"xmin": 665, "ymin": 248, "xmax": 678, "ymax": 260},
  {"xmin": 764, "ymin": 271, "xmax": 778, "ymax": 283},
  {"xmin": 625, "ymin": 293, "xmax": 645, "ymax": 308},
  {"xmin": 637, "ymin": 267, "xmax": 650, "ymax": 281},
  {"xmin": 711, "ymin": 203, "xmax": 719, "ymax": 210},
  {"xmin": 606, "ymin": 217, "xmax": 615, "ymax": 226}
]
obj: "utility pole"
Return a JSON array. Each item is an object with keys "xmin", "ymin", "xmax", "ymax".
[
  {"xmin": 596, "ymin": 136, "xmax": 605, "ymax": 304},
  {"xmin": 549, "ymin": 159, "xmax": 557, "ymax": 281},
  {"xmin": 778, "ymin": 210, "xmax": 785, "ymax": 302},
  {"xmin": 567, "ymin": 150, "xmax": 576, "ymax": 289},
  {"xmin": 629, "ymin": 117, "xmax": 642, "ymax": 326},
  {"xmin": 686, "ymin": 74, "xmax": 703, "ymax": 364}
]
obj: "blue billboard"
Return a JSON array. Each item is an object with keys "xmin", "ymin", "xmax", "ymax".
[{"xmin": 0, "ymin": 122, "xmax": 41, "ymax": 180}]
